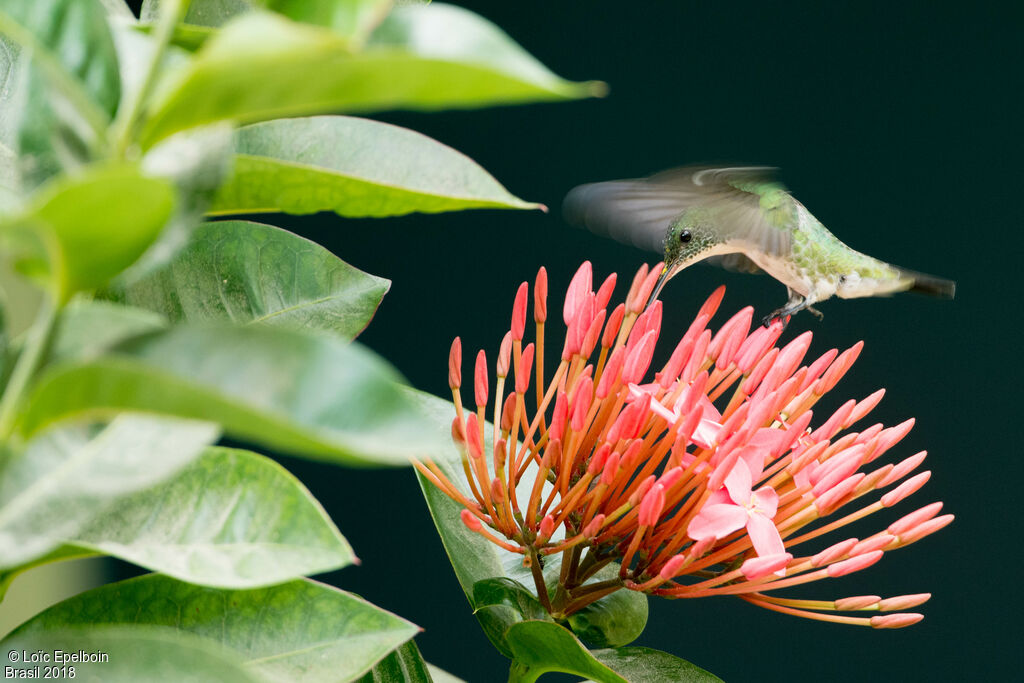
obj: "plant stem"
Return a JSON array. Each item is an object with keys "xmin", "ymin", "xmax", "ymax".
[
  {"xmin": 0, "ymin": 297, "xmax": 58, "ymax": 441},
  {"xmin": 111, "ymin": 0, "xmax": 191, "ymax": 157},
  {"xmin": 528, "ymin": 547, "xmax": 553, "ymax": 613},
  {"xmin": 507, "ymin": 662, "xmax": 540, "ymax": 683}
]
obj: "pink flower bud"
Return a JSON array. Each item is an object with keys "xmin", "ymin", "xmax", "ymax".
[
  {"xmin": 877, "ymin": 593, "xmax": 931, "ymax": 611},
  {"xmin": 602, "ymin": 304, "xmax": 625, "ymax": 349},
  {"xmin": 596, "ymin": 273, "xmax": 617, "ymax": 310},
  {"xmin": 638, "ymin": 483, "xmax": 665, "ymax": 527},
  {"xmin": 501, "ymin": 394, "xmax": 517, "ymax": 433},
  {"xmin": 815, "ymin": 341, "xmax": 863, "ymax": 394},
  {"xmin": 497, "ymin": 332, "xmax": 512, "ymax": 378},
  {"xmin": 549, "ymin": 391, "xmax": 568, "ymax": 441},
  {"xmin": 624, "ymin": 263, "xmax": 650, "ymax": 312},
  {"xmin": 448, "ymin": 337, "xmax": 462, "ymax": 389},
  {"xmin": 538, "ymin": 514, "xmax": 555, "ymax": 544},
  {"xmin": 827, "ymin": 550, "xmax": 883, "ymax": 577},
  {"xmin": 451, "ymin": 417, "xmax": 466, "ymax": 445},
  {"xmin": 622, "ymin": 330, "xmax": 657, "ymax": 384},
  {"xmin": 878, "ymin": 451, "xmax": 927, "ymax": 487},
  {"xmin": 659, "ymin": 554, "xmax": 688, "ymax": 580},
  {"xmin": 834, "ymin": 595, "xmax": 881, "ymax": 611},
  {"xmin": 601, "ymin": 451, "xmax": 621, "ymax": 486},
  {"xmin": 534, "ymin": 267, "xmax": 548, "ymax": 323},
  {"xmin": 811, "ymin": 538, "xmax": 858, "ymax": 567},
  {"xmin": 870, "ymin": 613, "xmax": 924, "ymax": 629},
  {"xmin": 741, "ymin": 553, "xmax": 792, "ymax": 580},
  {"xmin": 474, "ymin": 350, "xmax": 488, "ymax": 408},
  {"xmin": 887, "ymin": 501, "xmax": 943, "ymax": 536},
  {"xmin": 581, "ymin": 309, "xmax": 606, "ymax": 359},
  {"xmin": 596, "ymin": 347, "xmax": 625, "ymax": 399},
  {"xmin": 461, "ymin": 509, "xmax": 483, "ymax": 531},
  {"xmin": 564, "ymin": 261, "xmax": 593, "ymax": 326},
  {"xmin": 629, "ymin": 265, "xmax": 663, "ymax": 314},
  {"xmin": 511, "ymin": 282, "xmax": 529, "ymax": 341},
  {"xmin": 801, "ymin": 348, "xmax": 839, "ymax": 392},
  {"xmin": 708, "ymin": 306, "xmax": 752, "ymax": 370},
  {"xmin": 852, "ymin": 534, "xmax": 896, "ymax": 556},
  {"xmin": 588, "ymin": 443, "xmax": 612, "ymax": 475},
  {"xmin": 583, "ymin": 514, "xmax": 606, "ymax": 538},
  {"xmin": 880, "ymin": 471, "xmax": 931, "ymax": 507},
  {"xmin": 697, "ymin": 285, "xmax": 726, "ymax": 320},
  {"xmin": 516, "ymin": 343, "xmax": 535, "ymax": 395},
  {"xmin": 571, "ymin": 376, "xmax": 594, "ymax": 433}
]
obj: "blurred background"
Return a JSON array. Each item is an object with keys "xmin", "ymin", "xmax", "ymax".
[{"xmin": 16, "ymin": 1, "xmax": 1019, "ymax": 681}]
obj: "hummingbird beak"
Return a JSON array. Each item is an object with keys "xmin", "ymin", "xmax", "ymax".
[{"xmin": 646, "ymin": 264, "xmax": 672, "ymax": 309}]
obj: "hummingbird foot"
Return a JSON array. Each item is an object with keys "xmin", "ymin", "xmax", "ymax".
[
  {"xmin": 762, "ymin": 294, "xmax": 819, "ymax": 328},
  {"xmin": 807, "ymin": 305, "xmax": 824, "ymax": 320}
]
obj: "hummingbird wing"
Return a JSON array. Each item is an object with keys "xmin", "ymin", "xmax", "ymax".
[{"xmin": 563, "ymin": 165, "xmax": 793, "ymax": 260}]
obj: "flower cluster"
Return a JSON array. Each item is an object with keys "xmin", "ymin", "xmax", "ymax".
[{"xmin": 416, "ymin": 261, "xmax": 951, "ymax": 627}]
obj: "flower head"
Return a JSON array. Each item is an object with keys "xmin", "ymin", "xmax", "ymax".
[{"xmin": 416, "ymin": 262, "xmax": 951, "ymax": 628}]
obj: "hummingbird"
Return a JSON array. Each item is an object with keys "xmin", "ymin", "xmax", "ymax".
[{"xmin": 563, "ymin": 166, "xmax": 955, "ymax": 325}]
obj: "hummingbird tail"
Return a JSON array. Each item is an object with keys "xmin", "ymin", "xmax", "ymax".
[{"xmin": 901, "ymin": 270, "xmax": 956, "ymax": 299}]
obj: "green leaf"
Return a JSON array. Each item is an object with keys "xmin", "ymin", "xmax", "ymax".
[
  {"xmin": 46, "ymin": 300, "xmax": 166, "ymax": 363},
  {"xmin": 0, "ymin": 163, "xmax": 175, "ymax": 301},
  {"xmin": 567, "ymin": 579, "xmax": 648, "ymax": 649},
  {"xmin": 71, "ymin": 446, "xmax": 355, "ymax": 588},
  {"xmin": 0, "ymin": 414, "xmax": 219, "ymax": 571},
  {"xmin": 211, "ymin": 116, "xmax": 540, "ymax": 217},
  {"xmin": 9, "ymin": 573, "xmax": 421, "ymax": 682},
  {"xmin": 357, "ymin": 639, "xmax": 433, "ymax": 683},
  {"xmin": 3, "ymin": 627, "xmax": 263, "ymax": 682},
  {"xmin": 588, "ymin": 648, "xmax": 724, "ymax": 683},
  {"xmin": 0, "ymin": 0, "xmax": 121, "ymax": 187},
  {"xmin": 18, "ymin": 325, "xmax": 447, "ymax": 466},
  {"xmin": 140, "ymin": 6, "xmax": 602, "ymax": 146},
  {"xmin": 505, "ymin": 621, "xmax": 627, "ymax": 683},
  {"xmin": 107, "ymin": 220, "xmax": 389, "ymax": 338},
  {"xmin": 427, "ymin": 664, "xmax": 467, "ymax": 683},
  {"xmin": 471, "ymin": 577, "xmax": 552, "ymax": 659}
]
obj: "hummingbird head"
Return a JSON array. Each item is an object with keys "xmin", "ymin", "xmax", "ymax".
[{"xmin": 647, "ymin": 210, "xmax": 723, "ymax": 307}]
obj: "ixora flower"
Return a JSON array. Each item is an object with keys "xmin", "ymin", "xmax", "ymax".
[{"xmin": 415, "ymin": 261, "xmax": 951, "ymax": 629}]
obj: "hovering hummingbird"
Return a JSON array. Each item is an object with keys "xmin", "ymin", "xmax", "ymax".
[{"xmin": 563, "ymin": 166, "xmax": 955, "ymax": 325}]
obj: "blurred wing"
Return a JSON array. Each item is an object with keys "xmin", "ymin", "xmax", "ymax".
[{"xmin": 563, "ymin": 165, "xmax": 793, "ymax": 259}]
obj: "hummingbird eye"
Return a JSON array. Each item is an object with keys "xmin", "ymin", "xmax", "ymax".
[{"xmin": 679, "ymin": 230, "xmax": 692, "ymax": 243}]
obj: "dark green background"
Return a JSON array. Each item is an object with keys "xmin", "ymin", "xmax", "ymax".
[{"xmin": 134, "ymin": 2, "xmax": 1021, "ymax": 680}]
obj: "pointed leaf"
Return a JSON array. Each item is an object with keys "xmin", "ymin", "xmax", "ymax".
[
  {"xmin": 471, "ymin": 577, "xmax": 552, "ymax": 658},
  {"xmin": 18, "ymin": 325, "xmax": 446, "ymax": 466},
  {"xmin": 3, "ymin": 627, "xmax": 263, "ymax": 682},
  {"xmin": 0, "ymin": 163, "xmax": 174, "ymax": 301},
  {"xmin": 0, "ymin": 415, "xmax": 218, "ymax": 571},
  {"xmin": 107, "ymin": 220, "xmax": 389, "ymax": 338},
  {"xmin": 211, "ymin": 116, "xmax": 540, "ymax": 217},
  {"xmin": 504, "ymin": 621, "xmax": 627, "ymax": 683},
  {"xmin": 70, "ymin": 446, "xmax": 355, "ymax": 588},
  {"xmin": 567, "ymin": 586, "xmax": 648, "ymax": 649},
  {"xmin": 140, "ymin": 6, "xmax": 602, "ymax": 146},
  {"xmin": 9, "ymin": 574, "xmax": 421, "ymax": 682}
]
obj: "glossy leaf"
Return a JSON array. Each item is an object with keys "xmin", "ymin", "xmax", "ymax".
[
  {"xmin": 567, "ymin": 585, "xmax": 648, "ymax": 649},
  {"xmin": 0, "ymin": 163, "xmax": 174, "ymax": 301},
  {"xmin": 504, "ymin": 621, "xmax": 627, "ymax": 683},
  {"xmin": 0, "ymin": 414, "xmax": 219, "ymax": 571},
  {"xmin": 0, "ymin": 0, "xmax": 120, "ymax": 187},
  {"xmin": 140, "ymin": 6, "xmax": 602, "ymax": 146},
  {"xmin": 471, "ymin": 577, "xmax": 552, "ymax": 659},
  {"xmin": 211, "ymin": 116, "xmax": 540, "ymax": 217},
  {"xmin": 108, "ymin": 220, "xmax": 389, "ymax": 338},
  {"xmin": 18, "ymin": 325, "xmax": 446, "ymax": 466},
  {"xmin": 10, "ymin": 573, "xmax": 421, "ymax": 682},
  {"xmin": 71, "ymin": 446, "xmax": 355, "ymax": 588},
  {"xmin": 3, "ymin": 627, "xmax": 263, "ymax": 682}
]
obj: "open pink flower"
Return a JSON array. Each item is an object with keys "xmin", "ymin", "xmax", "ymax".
[{"xmin": 417, "ymin": 261, "xmax": 951, "ymax": 628}]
